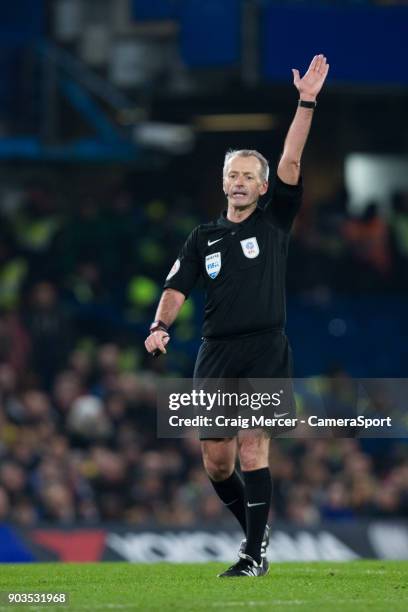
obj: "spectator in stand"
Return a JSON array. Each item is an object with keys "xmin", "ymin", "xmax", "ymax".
[
  {"xmin": 0, "ymin": 461, "xmax": 29, "ymax": 508},
  {"xmin": 0, "ymin": 486, "xmax": 10, "ymax": 521},
  {"xmin": 320, "ymin": 481, "xmax": 354, "ymax": 521},
  {"xmin": 0, "ymin": 310, "xmax": 31, "ymax": 375},
  {"xmin": 389, "ymin": 190, "xmax": 408, "ymax": 289},
  {"xmin": 342, "ymin": 202, "xmax": 392, "ymax": 290},
  {"xmin": 0, "ymin": 234, "xmax": 28, "ymax": 311},
  {"xmin": 23, "ymin": 281, "xmax": 74, "ymax": 389}
]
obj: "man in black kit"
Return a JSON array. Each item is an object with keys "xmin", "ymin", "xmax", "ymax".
[{"xmin": 145, "ymin": 55, "xmax": 329, "ymax": 577}]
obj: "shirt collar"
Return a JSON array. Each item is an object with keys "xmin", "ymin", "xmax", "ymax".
[{"xmin": 217, "ymin": 206, "xmax": 261, "ymax": 229}]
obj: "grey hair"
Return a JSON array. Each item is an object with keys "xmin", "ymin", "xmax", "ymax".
[{"xmin": 223, "ymin": 149, "xmax": 269, "ymax": 182}]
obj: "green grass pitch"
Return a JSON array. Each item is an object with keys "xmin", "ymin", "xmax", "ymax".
[{"xmin": 0, "ymin": 561, "xmax": 407, "ymax": 611}]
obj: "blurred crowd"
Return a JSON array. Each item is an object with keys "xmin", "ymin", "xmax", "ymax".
[
  {"xmin": 0, "ymin": 357, "xmax": 407, "ymax": 525},
  {"xmin": 289, "ymin": 190, "xmax": 408, "ymax": 294},
  {"xmin": 0, "ymin": 345, "xmax": 407, "ymax": 525},
  {"xmin": 0, "ymin": 171, "xmax": 407, "ymax": 525}
]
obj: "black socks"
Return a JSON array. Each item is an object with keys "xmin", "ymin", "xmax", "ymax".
[
  {"xmin": 210, "ymin": 470, "xmax": 247, "ymax": 533},
  {"xmin": 210, "ymin": 467, "xmax": 272, "ymax": 563},
  {"xmin": 242, "ymin": 467, "xmax": 272, "ymax": 563}
]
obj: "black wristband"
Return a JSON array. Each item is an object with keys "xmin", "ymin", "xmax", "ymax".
[
  {"xmin": 150, "ymin": 320, "xmax": 169, "ymax": 334},
  {"xmin": 299, "ymin": 99, "xmax": 317, "ymax": 109}
]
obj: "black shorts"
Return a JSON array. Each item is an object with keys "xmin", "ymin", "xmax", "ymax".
[{"xmin": 193, "ymin": 330, "xmax": 297, "ymax": 439}]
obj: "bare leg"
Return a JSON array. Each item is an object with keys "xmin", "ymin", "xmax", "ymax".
[
  {"xmin": 237, "ymin": 429, "xmax": 269, "ymax": 472},
  {"xmin": 201, "ymin": 438, "xmax": 237, "ymax": 481}
]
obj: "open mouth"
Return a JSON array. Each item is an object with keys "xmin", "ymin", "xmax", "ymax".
[{"xmin": 232, "ymin": 191, "xmax": 247, "ymax": 198}]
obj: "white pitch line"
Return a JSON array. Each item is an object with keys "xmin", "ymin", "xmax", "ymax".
[
  {"xmin": 211, "ymin": 599, "xmax": 408, "ymax": 608},
  {"xmin": 1, "ymin": 600, "xmax": 408, "ymax": 612},
  {"xmin": 211, "ymin": 601, "xmax": 306, "ymax": 607},
  {"xmin": 0, "ymin": 606, "xmax": 137, "ymax": 611},
  {"xmin": 270, "ymin": 568, "xmax": 389, "ymax": 574}
]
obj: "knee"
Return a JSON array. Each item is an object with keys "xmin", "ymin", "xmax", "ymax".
[
  {"xmin": 203, "ymin": 455, "xmax": 234, "ymax": 481},
  {"xmin": 202, "ymin": 441, "xmax": 235, "ymax": 481},
  {"xmin": 239, "ymin": 453, "xmax": 260, "ymax": 472},
  {"xmin": 238, "ymin": 436, "xmax": 268, "ymax": 472}
]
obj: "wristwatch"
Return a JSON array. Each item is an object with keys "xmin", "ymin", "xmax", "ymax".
[
  {"xmin": 149, "ymin": 320, "xmax": 169, "ymax": 334},
  {"xmin": 299, "ymin": 99, "xmax": 317, "ymax": 109}
]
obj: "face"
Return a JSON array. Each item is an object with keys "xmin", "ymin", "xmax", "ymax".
[{"xmin": 223, "ymin": 155, "xmax": 268, "ymax": 208}]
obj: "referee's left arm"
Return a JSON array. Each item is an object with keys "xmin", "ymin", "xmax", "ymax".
[{"xmin": 278, "ymin": 54, "xmax": 330, "ymax": 186}]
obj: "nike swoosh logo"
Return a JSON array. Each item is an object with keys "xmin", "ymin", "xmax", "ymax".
[
  {"xmin": 208, "ymin": 238, "xmax": 223, "ymax": 246},
  {"xmin": 274, "ymin": 412, "xmax": 288, "ymax": 418},
  {"xmin": 224, "ymin": 498, "xmax": 239, "ymax": 506},
  {"xmin": 247, "ymin": 501, "xmax": 266, "ymax": 508}
]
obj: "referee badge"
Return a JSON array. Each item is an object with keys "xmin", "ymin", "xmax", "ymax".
[
  {"xmin": 240, "ymin": 237, "xmax": 259, "ymax": 259},
  {"xmin": 205, "ymin": 252, "xmax": 221, "ymax": 279},
  {"xmin": 166, "ymin": 258, "xmax": 180, "ymax": 280}
]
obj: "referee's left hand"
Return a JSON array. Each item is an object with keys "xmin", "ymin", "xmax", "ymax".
[{"xmin": 292, "ymin": 54, "xmax": 329, "ymax": 101}]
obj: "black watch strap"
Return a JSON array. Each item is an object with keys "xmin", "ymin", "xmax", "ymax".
[
  {"xmin": 299, "ymin": 99, "xmax": 317, "ymax": 109},
  {"xmin": 150, "ymin": 320, "xmax": 169, "ymax": 334}
]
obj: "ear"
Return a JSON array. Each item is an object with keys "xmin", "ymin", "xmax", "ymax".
[{"xmin": 259, "ymin": 181, "xmax": 269, "ymax": 196}]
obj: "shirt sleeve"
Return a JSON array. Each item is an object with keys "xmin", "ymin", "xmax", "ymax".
[
  {"xmin": 263, "ymin": 174, "xmax": 303, "ymax": 232},
  {"xmin": 163, "ymin": 226, "xmax": 201, "ymax": 298}
]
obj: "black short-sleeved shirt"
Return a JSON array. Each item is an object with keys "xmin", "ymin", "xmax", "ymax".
[{"xmin": 164, "ymin": 174, "xmax": 302, "ymax": 339}]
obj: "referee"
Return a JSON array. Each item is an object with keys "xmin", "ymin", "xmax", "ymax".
[{"xmin": 145, "ymin": 55, "xmax": 329, "ymax": 577}]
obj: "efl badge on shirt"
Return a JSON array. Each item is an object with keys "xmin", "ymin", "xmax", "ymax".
[
  {"xmin": 205, "ymin": 252, "xmax": 221, "ymax": 279},
  {"xmin": 240, "ymin": 237, "xmax": 259, "ymax": 259},
  {"xmin": 166, "ymin": 258, "xmax": 180, "ymax": 280}
]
